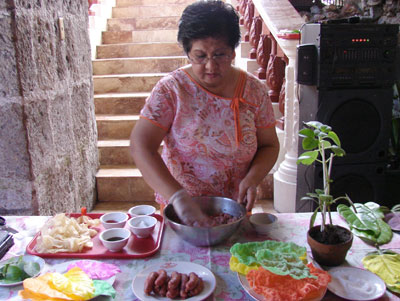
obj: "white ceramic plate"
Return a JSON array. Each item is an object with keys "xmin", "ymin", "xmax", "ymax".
[
  {"xmin": 42, "ymin": 259, "xmax": 116, "ymax": 285},
  {"xmin": 0, "ymin": 255, "xmax": 45, "ymax": 287},
  {"xmin": 238, "ymin": 272, "xmax": 327, "ymax": 301},
  {"xmin": 132, "ymin": 261, "xmax": 216, "ymax": 301},
  {"xmin": 327, "ymin": 267, "xmax": 386, "ymax": 300}
]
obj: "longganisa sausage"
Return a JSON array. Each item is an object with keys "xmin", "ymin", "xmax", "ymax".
[{"xmin": 143, "ymin": 270, "xmax": 204, "ymax": 298}]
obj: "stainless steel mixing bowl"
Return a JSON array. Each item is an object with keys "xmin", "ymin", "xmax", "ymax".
[{"xmin": 163, "ymin": 196, "xmax": 246, "ymax": 247}]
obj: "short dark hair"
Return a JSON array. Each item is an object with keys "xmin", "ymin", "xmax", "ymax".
[{"xmin": 177, "ymin": 0, "xmax": 241, "ymax": 54}]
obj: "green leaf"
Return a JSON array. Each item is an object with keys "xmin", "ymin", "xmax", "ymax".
[
  {"xmin": 5, "ymin": 266, "xmax": 23, "ymax": 281},
  {"xmin": 362, "ymin": 251, "xmax": 400, "ymax": 293},
  {"xmin": 302, "ymin": 137, "xmax": 318, "ymax": 150},
  {"xmin": 331, "ymin": 145, "xmax": 346, "ymax": 157},
  {"xmin": 327, "ymin": 131, "xmax": 341, "ymax": 146},
  {"xmin": 361, "ymin": 202, "xmax": 385, "ymax": 219},
  {"xmin": 0, "ymin": 256, "xmax": 40, "ymax": 283},
  {"xmin": 306, "ymin": 121, "xmax": 323, "ymax": 129},
  {"xmin": 297, "ymin": 151, "xmax": 318, "ymax": 165},
  {"xmin": 309, "ymin": 208, "xmax": 318, "ymax": 229},
  {"xmin": 320, "ymin": 124, "xmax": 332, "ymax": 132},
  {"xmin": 299, "ymin": 128, "xmax": 315, "ymax": 138},
  {"xmin": 375, "ymin": 219, "xmax": 393, "ymax": 245},
  {"xmin": 320, "ymin": 140, "xmax": 331, "ymax": 149},
  {"xmin": 392, "ymin": 204, "xmax": 400, "ymax": 212},
  {"xmin": 338, "ymin": 204, "xmax": 380, "ymax": 235}
]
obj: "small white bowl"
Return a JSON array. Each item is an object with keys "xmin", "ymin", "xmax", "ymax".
[
  {"xmin": 249, "ymin": 213, "xmax": 277, "ymax": 235},
  {"xmin": 128, "ymin": 215, "xmax": 157, "ymax": 238},
  {"xmin": 100, "ymin": 212, "xmax": 129, "ymax": 229},
  {"xmin": 128, "ymin": 205, "xmax": 156, "ymax": 217},
  {"xmin": 99, "ymin": 228, "xmax": 130, "ymax": 252}
]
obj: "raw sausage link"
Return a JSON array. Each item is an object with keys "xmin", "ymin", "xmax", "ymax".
[
  {"xmin": 188, "ymin": 278, "xmax": 204, "ymax": 297},
  {"xmin": 155, "ymin": 269, "xmax": 168, "ymax": 287},
  {"xmin": 168, "ymin": 271, "xmax": 181, "ymax": 290},
  {"xmin": 159, "ymin": 276, "xmax": 169, "ymax": 297},
  {"xmin": 166, "ymin": 287, "xmax": 180, "ymax": 299},
  {"xmin": 144, "ymin": 271, "xmax": 158, "ymax": 294},
  {"xmin": 180, "ymin": 273, "xmax": 189, "ymax": 298},
  {"xmin": 185, "ymin": 272, "xmax": 199, "ymax": 292}
]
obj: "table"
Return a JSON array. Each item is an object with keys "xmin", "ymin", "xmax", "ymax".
[{"xmin": 0, "ymin": 213, "xmax": 399, "ymax": 301}]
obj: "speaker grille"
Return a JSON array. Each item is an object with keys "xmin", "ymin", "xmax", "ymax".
[{"xmin": 329, "ymin": 98, "xmax": 380, "ymax": 154}]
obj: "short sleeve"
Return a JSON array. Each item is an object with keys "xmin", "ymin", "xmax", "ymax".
[
  {"xmin": 247, "ymin": 77, "xmax": 276, "ymax": 128},
  {"xmin": 140, "ymin": 78, "xmax": 176, "ymax": 131},
  {"xmin": 255, "ymin": 90, "xmax": 276, "ymax": 128}
]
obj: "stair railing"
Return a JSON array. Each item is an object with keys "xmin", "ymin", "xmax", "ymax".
[{"xmin": 236, "ymin": 0, "xmax": 305, "ymax": 212}]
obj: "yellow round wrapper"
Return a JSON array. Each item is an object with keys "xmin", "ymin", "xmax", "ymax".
[
  {"xmin": 229, "ymin": 256, "xmax": 260, "ymax": 275},
  {"xmin": 48, "ymin": 267, "xmax": 95, "ymax": 300}
]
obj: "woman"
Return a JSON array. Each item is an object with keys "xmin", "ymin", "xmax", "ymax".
[{"xmin": 130, "ymin": 0, "xmax": 279, "ymax": 226}]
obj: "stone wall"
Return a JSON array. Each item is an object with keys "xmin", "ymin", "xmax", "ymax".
[{"xmin": 0, "ymin": 0, "xmax": 98, "ymax": 215}]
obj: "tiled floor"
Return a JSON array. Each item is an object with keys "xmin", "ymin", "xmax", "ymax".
[{"xmin": 91, "ymin": 199, "xmax": 277, "ymax": 214}]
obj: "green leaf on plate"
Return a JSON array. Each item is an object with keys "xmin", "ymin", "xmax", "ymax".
[{"xmin": 230, "ymin": 241, "xmax": 313, "ymax": 279}]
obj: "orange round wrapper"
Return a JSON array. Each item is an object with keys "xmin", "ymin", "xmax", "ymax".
[
  {"xmin": 246, "ymin": 263, "xmax": 331, "ymax": 301},
  {"xmin": 19, "ymin": 273, "xmax": 73, "ymax": 300}
]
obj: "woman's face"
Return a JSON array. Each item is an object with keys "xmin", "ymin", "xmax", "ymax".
[{"xmin": 187, "ymin": 37, "xmax": 236, "ymax": 90}]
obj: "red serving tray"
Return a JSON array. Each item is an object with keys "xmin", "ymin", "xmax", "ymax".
[
  {"xmin": 277, "ymin": 32, "xmax": 300, "ymax": 40},
  {"xmin": 26, "ymin": 213, "xmax": 165, "ymax": 259}
]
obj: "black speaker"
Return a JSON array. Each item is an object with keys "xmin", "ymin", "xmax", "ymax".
[
  {"xmin": 296, "ymin": 86, "xmax": 393, "ymax": 210},
  {"xmin": 299, "ymin": 86, "xmax": 393, "ymax": 165}
]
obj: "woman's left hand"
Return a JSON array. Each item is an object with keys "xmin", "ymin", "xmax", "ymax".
[{"xmin": 238, "ymin": 181, "xmax": 257, "ymax": 212}]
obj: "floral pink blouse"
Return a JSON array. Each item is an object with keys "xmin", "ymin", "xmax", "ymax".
[{"xmin": 140, "ymin": 68, "xmax": 276, "ymax": 205}]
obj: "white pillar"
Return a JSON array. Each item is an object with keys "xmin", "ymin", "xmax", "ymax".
[{"xmin": 273, "ymin": 43, "xmax": 299, "ymax": 213}]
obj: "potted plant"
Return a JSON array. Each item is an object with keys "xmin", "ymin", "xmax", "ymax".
[{"xmin": 297, "ymin": 121, "xmax": 355, "ymax": 266}]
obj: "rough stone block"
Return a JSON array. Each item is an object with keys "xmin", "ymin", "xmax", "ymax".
[{"xmin": 0, "ymin": 98, "xmax": 30, "ymax": 179}]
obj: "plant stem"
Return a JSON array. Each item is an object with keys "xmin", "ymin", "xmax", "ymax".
[{"xmin": 320, "ymin": 139, "xmax": 327, "ymax": 232}]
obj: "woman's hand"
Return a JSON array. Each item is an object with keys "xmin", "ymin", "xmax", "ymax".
[
  {"xmin": 169, "ymin": 189, "xmax": 213, "ymax": 227},
  {"xmin": 238, "ymin": 180, "xmax": 257, "ymax": 212}
]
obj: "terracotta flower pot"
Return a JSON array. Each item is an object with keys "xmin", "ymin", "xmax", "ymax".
[{"xmin": 307, "ymin": 225, "xmax": 353, "ymax": 266}]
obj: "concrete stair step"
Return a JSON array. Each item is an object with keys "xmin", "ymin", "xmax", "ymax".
[
  {"xmin": 94, "ymin": 92, "xmax": 148, "ymax": 115},
  {"xmin": 93, "ymin": 73, "xmax": 166, "ymax": 94},
  {"xmin": 93, "ymin": 56, "xmax": 188, "ymax": 75},
  {"xmin": 112, "ymin": 5, "xmax": 187, "ymax": 18},
  {"xmin": 98, "ymin": 140, "xmax": 133, "ymax": 165},
  {"xmin": 96, "ymin": 114, "xmax": 138, "ymax": 140},
  {"xmin": 116, "ymin": 0, "xmax": 194, "ymax": 7},
  {"xmin": 96, "ymin": 165, "xmax": 155, "ymax": 201},
  {"xmin": 96, "ymin": 42, "xmax": 185, "ymax": 59},
  {"xmin": 107, "ymin": 16, "xmax": 180, "ymax": 31},
  {"xmin": 102, "ymin": 29, "xmax": 178, "ymax": 44},
  {"xmin": 98, "ymin": 139, "xmax": 163, "ymax": 165}
]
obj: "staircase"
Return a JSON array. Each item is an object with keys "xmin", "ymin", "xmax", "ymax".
[{"xmin": 93, "ymin": 0, "xmax": 193, "ymax": 210}]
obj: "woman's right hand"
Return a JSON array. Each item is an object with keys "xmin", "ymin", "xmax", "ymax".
[{"xmin": 169, "ymin": 189, "xmax": 213, "ymax": 227}]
